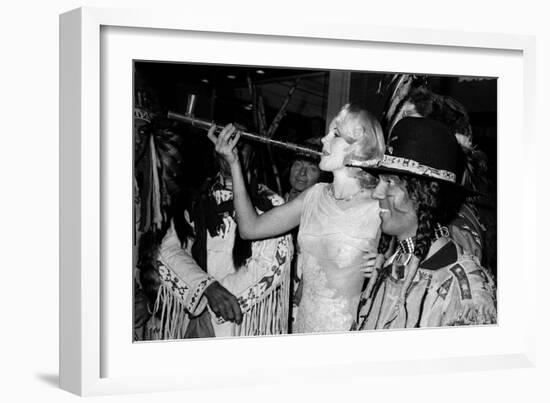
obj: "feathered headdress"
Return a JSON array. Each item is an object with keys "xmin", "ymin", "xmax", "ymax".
[{"xmin": 379, "ymin": 74, "xmax": 488, "ymax": 194}]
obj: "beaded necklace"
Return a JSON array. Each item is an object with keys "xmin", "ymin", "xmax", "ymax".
[
  {"xmin": 327, "ymin": 184, "xmax": 365, "ymax": 202},
  {"xmin": 394, "ymin": 223, "xmax": 449, "ymax": 263}
]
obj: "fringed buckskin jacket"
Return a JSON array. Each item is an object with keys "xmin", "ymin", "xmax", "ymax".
[{"xmin": 147, "ymin": 175, "xmax": 293, "ymax": 339}]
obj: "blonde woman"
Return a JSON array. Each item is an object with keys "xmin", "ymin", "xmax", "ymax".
[{"xmin": 209, "ymin": 104, "xmax": 385, "ymax": 333}]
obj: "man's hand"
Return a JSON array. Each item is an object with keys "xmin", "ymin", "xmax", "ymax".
[{"xmin": 204, "ymin": 281, "xmax": 243, "ymax": 324}]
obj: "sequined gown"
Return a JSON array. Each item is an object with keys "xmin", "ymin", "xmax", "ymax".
[{"xmin": 294, "ymin": 183, "xmax": 381, "ymax": 333}]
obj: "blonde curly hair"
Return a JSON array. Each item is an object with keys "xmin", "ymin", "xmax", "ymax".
[{"xmin": 330, "ymin": 103, "xmax": 385, "ymax": 188}]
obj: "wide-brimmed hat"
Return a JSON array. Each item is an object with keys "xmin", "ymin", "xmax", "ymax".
[{"xmin": 347, "ymin": 117, "xmax": 472, "ymax": 191}]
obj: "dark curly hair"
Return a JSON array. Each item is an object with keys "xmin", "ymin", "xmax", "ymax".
[
  {"xmin": 406, "ymin": 177, "xmax": 441, "ymax": 260},
  {"xmin": 378, "ymin": 175, "xmax": 464, "ymax": 261}
]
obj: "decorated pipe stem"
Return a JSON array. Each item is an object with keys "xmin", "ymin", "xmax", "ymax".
[{"xmin": 167, "ymin": 111, "xmax": 322, "ymax": 157}]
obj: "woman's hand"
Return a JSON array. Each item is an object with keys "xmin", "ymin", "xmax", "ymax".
[
  {"xmin": 207, "ymin": 123, "xmax": 241, "ymax": 166},
  {"xmin": 359, "ymin": 252, "xmax": 383, "ymax": 278}
]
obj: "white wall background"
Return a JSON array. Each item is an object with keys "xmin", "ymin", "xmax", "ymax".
[{"xmin": 1, "ymin": 1, "xmax": 547, "ymax": 402}]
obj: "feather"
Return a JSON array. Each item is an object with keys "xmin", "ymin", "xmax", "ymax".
[{"xmin": 379, "ymin": 75, "xmax": 489, "ymax": 193}]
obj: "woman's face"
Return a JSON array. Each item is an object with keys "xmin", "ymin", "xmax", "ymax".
[
  {"xmin": 319, "ymin": 118, "xmax": 351, "ymax": 172},
  {"xmin": 289, "ymin": 159, "xmax": 321, "ymax": 192},
  {"xmin": 371, "ymin": 174, "xmax": 418, "ymax": 240}
]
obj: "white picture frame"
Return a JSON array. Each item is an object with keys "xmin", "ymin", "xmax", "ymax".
[{"xmin": 59, "ymin": 6, "xmax": 537, "ymax": 396}]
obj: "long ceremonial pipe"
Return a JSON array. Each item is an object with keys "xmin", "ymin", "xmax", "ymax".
[{"xmin": 166, "ymin": 111, "xmax": 322, "ymax": 158}]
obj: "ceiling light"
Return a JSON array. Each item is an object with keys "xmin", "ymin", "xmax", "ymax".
[
  {"xmin": 201, "ymin": 78, "xmax": 209, "ymax": 84},
  {"xmin": 227, "ymin": 74, "xmax": 236, "ymax": 79},
  {"xmin": 256, "ymin": 69, "xmax": 265, "ymax": 75}
]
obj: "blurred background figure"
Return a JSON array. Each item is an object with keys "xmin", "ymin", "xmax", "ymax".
[{"xmin": 285, "ymin": 137, "xmax": 323, "ymax": 201}]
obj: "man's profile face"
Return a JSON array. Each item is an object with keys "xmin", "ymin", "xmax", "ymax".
[
  {"xmin": 371, "ymin": 174, "xmax": 418, "ymax": 240},
  {"xmin": 289, "ymin": 159, "xmax": 321, "ymax": 192}
]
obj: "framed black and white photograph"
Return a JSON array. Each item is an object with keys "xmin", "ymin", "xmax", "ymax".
[
  {"xmin": 59, "ymin": 6, "xmax": 536, "ymax": 396},
  {"xmin": 132, "ymin": 61, "xmax": 498, "ymax": 342}
]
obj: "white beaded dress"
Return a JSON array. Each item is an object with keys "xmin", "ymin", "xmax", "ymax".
[{"xmin": 294, "ymin": 183, "xmax": 381, "ymax": 333}]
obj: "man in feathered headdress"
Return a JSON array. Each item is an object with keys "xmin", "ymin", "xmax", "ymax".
[
  {"xmin": 382, "ymin": 79, "xmax": 491, "ymax": 268},
  {"xmin": 140, "ymin": 138, "xmax": 293, "ymax": 339}
]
